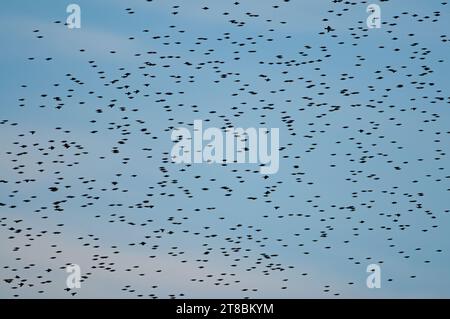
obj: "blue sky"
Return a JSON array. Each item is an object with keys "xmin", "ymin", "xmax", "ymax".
[{"xmin": 0, "ymin": 0, "xmax": 450, "ymax": 298}]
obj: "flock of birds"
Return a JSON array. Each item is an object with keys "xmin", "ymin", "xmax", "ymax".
[{"xmin": 1, "ymin": 0, "xmax": 449, "ymax": 298}]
